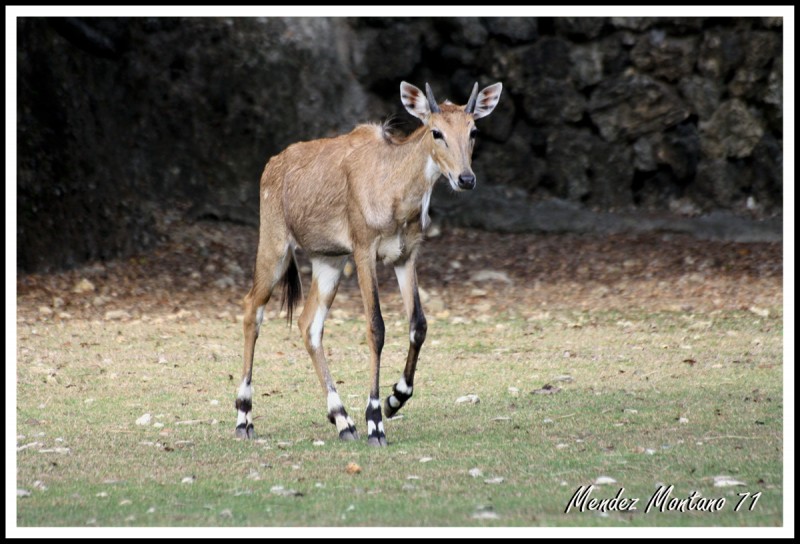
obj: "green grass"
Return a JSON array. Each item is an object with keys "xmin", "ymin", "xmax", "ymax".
[{"xmin": 15, "ymin": 309, "xmax": 783, "ymax": 526}]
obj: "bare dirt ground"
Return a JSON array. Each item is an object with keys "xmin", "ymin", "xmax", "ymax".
[{"xmin": 16, "ymin": 210, "xmax": 783, "ymax": 325}]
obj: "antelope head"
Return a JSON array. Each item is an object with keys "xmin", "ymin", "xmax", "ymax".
[{"xmin": 400, "ymin": 80, "xmax": 503, "ymax": 191}]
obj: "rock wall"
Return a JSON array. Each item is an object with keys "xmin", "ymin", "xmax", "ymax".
[{"xmin": 17, "ymin": 17, "xmax": 782, "ymax": 272}]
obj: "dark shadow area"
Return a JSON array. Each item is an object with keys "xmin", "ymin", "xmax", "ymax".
[{"xmin": 17, "ymin": 16, "xmax": 783, "ymax": 273}]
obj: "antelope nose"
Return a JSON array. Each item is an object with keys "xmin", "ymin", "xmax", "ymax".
[{"xmin": 458, "ymin": 173, "xmax": 476, "ymax": 190}]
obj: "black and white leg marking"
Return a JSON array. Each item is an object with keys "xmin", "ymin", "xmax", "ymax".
[
  {"xmin": 235, "ymin": 304, "xmax": 265, "ymax": 439},
  {"xmin": 385, "ymin": 262, "xmax": 426, "ymax": 418},
  {"xmin": 304, "ymin": 257, "xmax": 360, "ymax": 442},
  {"xmin": 385, "ymin": 376, "xmax": 413, "ymax": 419},
  {"xmin": 365, "ymin": 396, "xmax": 387, "ymax": 447},
  {"xmin": 235, "ymin": 377, "xmax": 255, "ymax": 439},
  {"xmin": 327, "ymin": 390, "xmax": 359, "ymax": 441},
  {"xmin": 354, "ymin": 248, "xmax": 388, "ymax": 447}
]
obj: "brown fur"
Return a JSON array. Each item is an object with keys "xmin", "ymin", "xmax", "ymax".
[{"xmin": 237, "ymin": 81, "xmax": 502, "ymax": 445}]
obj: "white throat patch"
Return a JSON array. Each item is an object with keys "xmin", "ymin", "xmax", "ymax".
[
  {"xmin": 425, "ymin": 155, "xmax": 441, "ymax": 184},
  {"xmin": 421, "ymin": 156, "xmax": 439, "ymax": 230},
  {"xmin": 420, "ymin": 187, "xmax": 433, "ymax": 231}
]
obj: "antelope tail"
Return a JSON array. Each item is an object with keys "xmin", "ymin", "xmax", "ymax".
[{"xmin": 281, "ymin": 253, "xmax": 302, "ymax": 325}]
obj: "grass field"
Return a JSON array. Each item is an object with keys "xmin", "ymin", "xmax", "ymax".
[{"xmin": 15, "ymin": 306, "xmax": 783, "ymax": 527}]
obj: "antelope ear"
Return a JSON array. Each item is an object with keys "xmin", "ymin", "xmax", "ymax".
[
  {"xmin": 471, "ymin": 82, "xmax": 503, "ymax": 120},
  {"xmin": 400, "ymin": 81, "xmax": 431, "ymax": 122}
]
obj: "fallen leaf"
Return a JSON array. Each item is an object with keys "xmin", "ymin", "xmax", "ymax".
[
  {"xmin": 748, "ymin": 306, "xmax": 770, "ymax": 318},
  {"xmin": 688, "ymin": 321, "xmax": 713, "ymax": 330},
  {"xmin": 17, "ymin": 442, "xmax": 43, "ymax": 452},
  {"xmin": 270, "ymin": 485, "xmax": 303, "ymax": 497},
  {"xmin": 455, "ymin": 394, "xmax": 480, "ymax": 404},
  {"xmin": 104, "ymin": 310, "xmax": 131, "ymax": 321},
  {"xmin": 135, "ymin": 413, "xmax": 152, "ymax": 426},
  {"xmin": 713, "ymin": 476, "xmax": 746, "ymax": 487},
  {"xmin": 345, "ymin": 462, "xmax": 361, "ymax": 475},
  {"xmin": 470, "ymin": 270, "xmax": 512, "ymax": 284},
  {"xmin": 594, "ymin": 476, "xmax": 617, "ymax": 485},
  {"xmin": 38, "ymin": 447, "xmax": 71, "ymax": 454},
  {"xmin": 531, "ymin": 384, "xmax": 561, "ymax": 395},
  {"xmin": 471, "ymin": 509, "xmax": 500, "ymax": 520},
  {"xmin": 468, "ymin": 468, "xmax": 483, "ymax": 478},
  {"xmin": 484, "ymin": 477, "xmax": 504, "ymax": 484},
  {"xmin": 72, "ymin": 278, "xmax": 95, "ymax": 294}
]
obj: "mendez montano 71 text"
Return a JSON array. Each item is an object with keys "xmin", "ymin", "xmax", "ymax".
[{"xmin": 564, "ymin": 485, "xmax": 762, "ymax": 514}]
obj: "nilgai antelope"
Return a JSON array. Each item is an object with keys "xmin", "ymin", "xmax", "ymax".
[{"xmin": 236, "ymin": 80, "xmax": 503, "ymax": 446}]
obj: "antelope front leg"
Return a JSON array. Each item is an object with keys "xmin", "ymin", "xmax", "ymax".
[
  {"xmin": 354, "ymin": 249, "xmax": 388, "ymax": 447},
  {"xmin": 385, "ymin": 257, "xmax": 426, "ymax": 418}
]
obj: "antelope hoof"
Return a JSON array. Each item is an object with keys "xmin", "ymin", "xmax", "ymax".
[
  {"xmin": 384, "ymin": 386, "xmax": 412, "ymax": 418},
  {"xmin": 338, "ymin": 428, "xmax": 360, "ymax": 441},
  {"xmin": 235, "ymin": 423, "xmax": 256, "ymax": 440},
  {"xmin": 384, "ymin": 398, "xmax": 401, "ymax": 419},
  {"xmin": 330, "ymin": 408, "xmax": 359, "ymax": 441},
  {"xmin": 367, "ymin": 435, "xmax": 388, "ymax": 447}
]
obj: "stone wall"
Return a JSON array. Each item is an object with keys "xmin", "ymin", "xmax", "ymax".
[{"xmin": 17, "ymin": 17, "xmax": 782, "ymax": 272}]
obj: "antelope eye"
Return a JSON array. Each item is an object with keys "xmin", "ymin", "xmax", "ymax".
[
  {"xmin": 470, "ymin": 129, "xmax": 478, "ymax": 139},
  {"xmin": 431, "ymin": 129, "xmax": 444, "ymax": 140}
]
